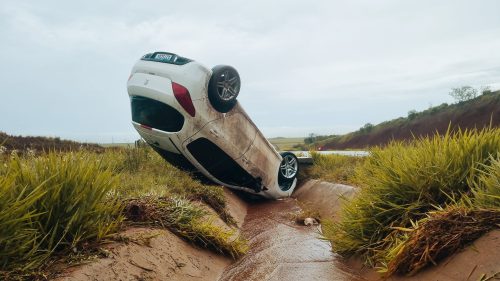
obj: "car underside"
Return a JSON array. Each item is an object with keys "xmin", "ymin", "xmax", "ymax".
[{"xmin": 127, "ymin": 51, "xmax": 298, "ymax": 198}]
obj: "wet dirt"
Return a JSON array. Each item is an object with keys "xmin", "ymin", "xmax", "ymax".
[
  {"xmin": 54, "ymin": 182, "xmax": 500, "ymax": 280},
  {"xmin": 218, "ymin": 197, "xmax": 364, "ymax": 281},
  {"xmin": 220, "ymin": 181, "xmax": 500, "ymax": 281},
  {"xmin": 293, "ymin": 179, "xmax": 358, "ymax": 220}
]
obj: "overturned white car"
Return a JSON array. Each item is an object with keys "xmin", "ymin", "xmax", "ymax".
[{"xmin": 127, "ymin": 52, "xmax": 298, "ymax": 198}]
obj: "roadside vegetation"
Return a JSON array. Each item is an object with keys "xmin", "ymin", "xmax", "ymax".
[
  {"xmin": 303, "ymin": 152, "xmax": 364, "ymax": 185},
  {"xmin": 322, "ymin": 127, "xmax": 500, "ymax": 276},
  {"xmin": 0, "ymin": 142, "xmax": 246, "ymax": 279},
  {"xmin": 0, "ymin": 131, "xmax": 103, "ymax": 154},
  {"xmin": 305, "ymin": 89, "xmax": 500, "ymax": 150}
]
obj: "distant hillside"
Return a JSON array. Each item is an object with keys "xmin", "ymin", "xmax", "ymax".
[
  {"xmin": 268, "ymin": 137, "xmax": 304, "ymax": 150},
  {"xmin": 315, "ymin": 90, "xmax": 500, "ymax": 150},
  {"xmin": 0, "ymin": 132, "xmax": 104, "ymax": 154}
]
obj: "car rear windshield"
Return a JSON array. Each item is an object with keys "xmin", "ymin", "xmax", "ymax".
[{"xmin": 130, "ymin": 96, "xmax": 184, "ymax": 132}]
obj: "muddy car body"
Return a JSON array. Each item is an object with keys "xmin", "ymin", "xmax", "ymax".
[{"xmin": 127, "ymin": 52, "xmax": 298, "ymax": 198}]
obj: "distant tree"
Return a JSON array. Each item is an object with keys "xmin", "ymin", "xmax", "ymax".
[
  {"xmin": 449, "ymin": 86, "xmax": 478, "ymax": 103},
  {"xmin": 359, "ymin": 123, "xmax": 374, "ymax": 133},
  {"xmin": 304, "ymin": 134, "xmax": 339, "ymax": 145},
  {"xmin": 304, "ymin": 133, "xmax": 316, "ymax": 144},
  {"xmin": 480, "ymin": 85, "xmax": 492, "ymax": 95},
  {"xmin": 407, "ymin": 109, "xmax": 418, "ymax": 120}
]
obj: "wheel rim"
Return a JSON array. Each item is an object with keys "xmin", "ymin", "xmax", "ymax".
[
  {"xmin": 280, "ymin": 155, "xmax": 298, "ymax": 179},
  {"xmin": 216, "ymin": 70, "xmax": 240, "ymax": 101}
]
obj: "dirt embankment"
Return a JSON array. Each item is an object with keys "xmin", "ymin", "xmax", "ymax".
[
  {"xmin": 344, "ymin": 230, "xmax": 500, "ymax": 281},
  {"xmin": 55, "ymin": 180, "xmax": 499, "ymax": 281},
  {"xmin": 55, "ymin": 189, "xmax": 247, "ymax": 281},
  {"xmin": 57, "ymin": 228, "xmax": 231, "ymax": 281}
]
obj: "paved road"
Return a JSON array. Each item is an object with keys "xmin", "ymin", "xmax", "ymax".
[{"xmin": 292, "ymin": 151, "xmax": 369, "ymax": 157}]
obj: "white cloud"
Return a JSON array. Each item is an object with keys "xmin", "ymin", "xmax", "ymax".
[{"xmin": 1, "ymin": 0, "xmax": 500, "ymax": 141}]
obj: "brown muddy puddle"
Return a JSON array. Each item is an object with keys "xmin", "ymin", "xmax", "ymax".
[{"xmin": 219, "ymin": 198, "xmax": 364, "ymax": 281}]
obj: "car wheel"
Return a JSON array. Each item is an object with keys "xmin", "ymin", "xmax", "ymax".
[
  {"xmin": 278, "ymin": 152, "xmax": 299, "ymax": 190},
  {"xmin": 208, "ymin": 65, "xmax": 240, "ymax": 113}
]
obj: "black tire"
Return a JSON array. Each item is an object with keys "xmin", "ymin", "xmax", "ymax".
[
  {"xmin": 208, "ymin": 65, "xmax": 240, "ymax": 113},
  {"xmin": 278, "ymin": 152, "xmax": 299, "ymax": 190}
]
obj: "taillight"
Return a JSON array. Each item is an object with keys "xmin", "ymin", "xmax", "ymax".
[
  {"xmin": 140, "ymin": 124, "xmax": 152, "ymax": 130},
  {"xmin": 172, "ymin": 82, "xmax": 196, "ymax": 117}
]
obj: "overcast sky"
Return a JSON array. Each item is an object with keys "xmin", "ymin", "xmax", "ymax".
[{"xmin": 1, "ymin": 0, "xmax": 500, "ymax": 143}]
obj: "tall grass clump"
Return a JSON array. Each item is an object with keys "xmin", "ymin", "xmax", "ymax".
[
  {"xmin": 324, "ymin": 127, "xmax": 500, "ymax": 267},
  {"xmin": 385, "ymin": 207, "xmax": 500, "ymax": 275},
  {"xmin": 1, "ymin": 144, "xmax": 244, "ymax": 277},
  {"xmin": 123, "ymin": 196, "xmax": 247, "ymax": 258},
  {"xmin": 0, "ymin": 152, "xmax": 122, "ymax": 272},
  {"xmin": 106, "ymin": 146, "xmax": 235, "ymax": 224},
  {"xmin": 385, "ymin": 155, "xmax": 500, "ymax": 275},
  {"xmin": 0, "ymin": 174, "xmax": 46, "ymax": 271},
  {"xmin": 470, "ymin": 155, "xmax": 500, "ymax": 208}
]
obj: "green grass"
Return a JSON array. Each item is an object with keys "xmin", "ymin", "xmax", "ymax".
[
  {"xmin": 323, "ymin": 127, "xmax": 500, "ymax": 271},
  {"xmin": 105, "ymin": 146, "xmax": 236, "ymax": 225},
  {"xmin": 0, "ymin": 145, "xmax": 245, "ymax": 278},
  {"xmin": 0, "ymin": 152, "xmax": 122, "ymax": 273},
  {"xmin": 124, "ymin": 196, "xmax": 247, "ymax": 258},
  {"xmin": 304, "ymin": 152, "xmax": 365, "ymax": 185},
  {"xmin": 99, "ymin": 143, "xmax": 134, "ymax": 148},
  {"xmin": 470, "ymin": 155, "xmax": 500, "ymax": 208}
]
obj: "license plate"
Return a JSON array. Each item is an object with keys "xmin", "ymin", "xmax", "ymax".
[{"xmin": 155, "ymin": 53, "xmax": 173, "ymax": 61}]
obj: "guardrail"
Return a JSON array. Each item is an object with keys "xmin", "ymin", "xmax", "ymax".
[{"xmin": 290, "ymin": 150, "xmax": 370, "ymax": 165}]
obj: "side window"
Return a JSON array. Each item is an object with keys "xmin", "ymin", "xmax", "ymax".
[{"xmin": 187, "ymin": 138, "xmax": 257, "ymax": 188}]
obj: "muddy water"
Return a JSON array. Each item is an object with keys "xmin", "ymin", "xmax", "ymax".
[
  {"xmin": 221, "ymin": 181, "xmax": 500, "ymax": 281},
  {"xmin": 218, "ymin": 198, "xmax": 364, "ymax": 281}
]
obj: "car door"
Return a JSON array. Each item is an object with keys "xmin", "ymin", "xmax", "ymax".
[
  {"xmin": 181, "ymin": 104, "xmax": 259, "ymax": 188},
  {"xmin": 240, "ymin": 131, "xmax": 282, "ymax": 187},
  {"xmin": 183, "ymin": 103, "xmax": 257, "ymax": 160}
]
